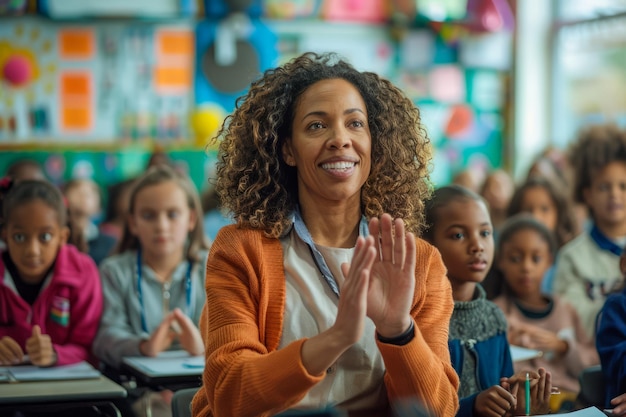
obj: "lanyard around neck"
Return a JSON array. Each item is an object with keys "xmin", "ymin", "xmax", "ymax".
[
  {"xmin": 136, "ymin": 250, "xmax": 193, "ymax": 333},
  {"xmin": 292, "ymin": 208, "xmax": 369, "ymax": 298}
]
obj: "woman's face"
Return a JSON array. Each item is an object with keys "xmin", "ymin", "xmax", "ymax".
[{"xmin": 282, "ymin": 78, "xmax": 371, "ymax": 211}]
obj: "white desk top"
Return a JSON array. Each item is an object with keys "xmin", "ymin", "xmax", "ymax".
[
  {"xmin": 0, "ymin": 375, "xmax": 127, "ymax": 405},
  {"xmin": 510, "ymin": 345, "xmax": 543, "ymax": 362},
  {"xmin": 0, "ymin": 361, "xmax": 100, "ymax": 382},
  {"xmin": 122, "ymin": 350, "xmax": 204, "ymax": 378}
]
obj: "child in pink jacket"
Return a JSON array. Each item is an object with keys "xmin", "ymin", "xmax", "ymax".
[{"xmin": 0, "ymin": 177, "xmax": 102, "ymax": 367}]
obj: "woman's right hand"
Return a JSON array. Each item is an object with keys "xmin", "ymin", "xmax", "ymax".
[
  {"xmin": 300, "ymin": 235, "xmax": 376, "ymax": 376},
  {"xmin": 474, "ymin": 385, "xmax": 516, "ymax": 417},
  {"xmin": 335, "ymin": 234, "xmax": 377, "ymax": 345},
  {"xmin": 0, "ymin": 335, "xmax": 24, "ymax": 365}
]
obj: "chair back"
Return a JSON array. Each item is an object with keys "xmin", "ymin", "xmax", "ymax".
[
  {"xmin": 172, "ymin": 388, "xmax": 198, "ymax": 417},
  {"xmin": 578, "ymin": 365, "xmax": 607, "ymax": 407}
]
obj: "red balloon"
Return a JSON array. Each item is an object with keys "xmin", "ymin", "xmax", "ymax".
[{"xmin": 2, "ymin": 54, "xmax": 32, "ymax": 87}]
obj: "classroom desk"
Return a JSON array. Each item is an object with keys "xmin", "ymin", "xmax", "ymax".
[
  {"xmin": 121, "ymin": 350, "xmax": 203, "ymax": 390},
  {"xmin": 510, "ymin": 345, "xmax": 543, "ymax": 362},
  {"xmin": 0, "ymin": 375, "xmax": 127, "ymax": 405}
]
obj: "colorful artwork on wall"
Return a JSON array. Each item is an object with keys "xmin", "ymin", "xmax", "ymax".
[{"xmin": 0, "ymin": 18, "xmax": 194, "ymax": 144}]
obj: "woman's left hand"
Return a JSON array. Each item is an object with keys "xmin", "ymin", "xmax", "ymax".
[{"xmin": 366, "ymin": 213, "xmax": 416, "ymax": 338}]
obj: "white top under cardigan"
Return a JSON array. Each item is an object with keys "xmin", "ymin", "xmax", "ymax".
[{"xmin": 279, "ymin": 228, "xmax": 387, "ymax": 412}]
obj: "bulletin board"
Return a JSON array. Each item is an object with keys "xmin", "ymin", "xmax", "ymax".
[
  {"xmin": 396, "ymin": 27, "xmax": 511, "ymax": 185},
  {"xmin": 0, "ymin": 17, "xmax": 195, "ymax": 145}
]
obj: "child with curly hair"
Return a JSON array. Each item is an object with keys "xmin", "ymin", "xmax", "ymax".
[{"xmin": 553, "ymin": 124, "xmax": 626, "ymax": 340}]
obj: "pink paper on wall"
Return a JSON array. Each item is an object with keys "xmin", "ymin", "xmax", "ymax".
[
  {"xmin": 429, "ymin": 66, "xmax": 466, "ymax": 103},
  {"xmin": 323, "ymin": 0, "xmax": 388, "ymax": 23}
]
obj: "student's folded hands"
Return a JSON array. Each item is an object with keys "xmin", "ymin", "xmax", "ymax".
[
  {"xmin": 0, "ymin": 326, "xmax": 56, "ymax": 367},
  {"xmin": 170, "ymin": 308, "xmax": 204, "ymax": 356},
  {"xmin": 500, "ymin": 368, "xmax": 552, "ymax": 416},
  {"xmin": 140, "ymin": 309, "xmax": 204, "ymax": 357}
]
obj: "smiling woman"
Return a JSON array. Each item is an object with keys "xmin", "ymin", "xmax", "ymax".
[{"xmin": 192, "ymin": 52, "xmax": 460, "ymax": 417}]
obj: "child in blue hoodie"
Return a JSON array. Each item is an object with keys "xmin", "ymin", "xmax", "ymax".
[{"xmin": 424, "ymin": 185, "xmax": 552, "ymax": 417}]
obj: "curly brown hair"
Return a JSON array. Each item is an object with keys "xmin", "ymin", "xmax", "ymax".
[
  {"xmin": 569, "ymin": 124, "xmax": 626, "ymax": 204},
  {"xmin": 212, "ymin": 52, "xmax": 433, "ymax": 238}
]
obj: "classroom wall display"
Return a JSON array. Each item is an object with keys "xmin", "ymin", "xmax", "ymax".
[
  {"xmin": 270, "ymin": 20, "xmax": 394, "ymax": 77},
  {"xmin": 397, "ymin": 27, "xmax": 510, "ymax": 186},
  {"xmin": 39, "ymin": 0, "xmax": 198, "ymax": 18},
  {"xmin": 194, "ymin": 17, "xmax": 277, "ymax": 114},
  {"xmin": 205, "ymin": 0, "xmax": 264, "ymax": 18},
  {"xmin": 322, "ymin": 0, "xmax": 390, "ymax": 23},
  {"xmin": 0, "ymin": 17, "xmax": 194, "ymax": 144},
  {"xmin": 264, "ymin": 0, "xmax": 322, "ymax": 19}
]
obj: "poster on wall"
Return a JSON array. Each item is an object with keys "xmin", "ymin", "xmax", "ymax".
[
  {"xmin": 397, "ymin": 28, "xmax": 508, "ymax": 185},
  {"xmin": 0, "ymin": 17, "xmax": 194, "ymax": 144}
]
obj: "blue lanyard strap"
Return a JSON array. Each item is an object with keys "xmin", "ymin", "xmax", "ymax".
[
  {"xmin": 292, "ymin": 208, "xmax": 369, "ymax": 298},
  {"xmin": 136, "ymin": 250, "xmax": 194, "ymax": 333}
]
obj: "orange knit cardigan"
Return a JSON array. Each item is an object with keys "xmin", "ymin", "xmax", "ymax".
[{"xmin": 192, "ymin": 225, "xmax": 459, "ymax": 417}]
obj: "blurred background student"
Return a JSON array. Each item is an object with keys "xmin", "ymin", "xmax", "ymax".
[
  {"xmin": 480, "ymin": 169, "xmax": 515, "ymax": 238},
  {"xmin": 506, "ymin": 176, "xmax": 580, "ymax": 294},
  {"xmin": 94, "ymin": 165, "xmax": 209, "ymax": 417},
  {"xmin": 6, "ymin": 159, "xmax": 46, "ymax": 183},
  {"xmin": 63, "ymin": 178, "xmax": 117, "ymax": 266},
  {"xmin": 200, "ymin": 186, "xmax": 233, "ymax": 242},
  {"xmin": 99, "ymin": 177, "xmax": 136, "ymax": 243},
  {"xmin": 553, "ymin": 124, "xmax": 626, "ymax": 341}
]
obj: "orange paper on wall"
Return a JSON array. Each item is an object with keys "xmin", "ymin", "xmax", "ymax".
[
  {"xmin": 58, "ymin": 29, "xmax": 95, "ymax": 60},
  {"xmin": 154, "ymin": 66, "xmax": 192, "ymax": 92},
  {"xmin": 154, "ymin": 28, "xmax": 194, "ymax": 94},
  {"xmin": 59, "ymin": 71, "xmax": 92, "ymax": 131},
  {"xmin": 157, "ymin": 30, "xmax": 194, "ymax": 57}
]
